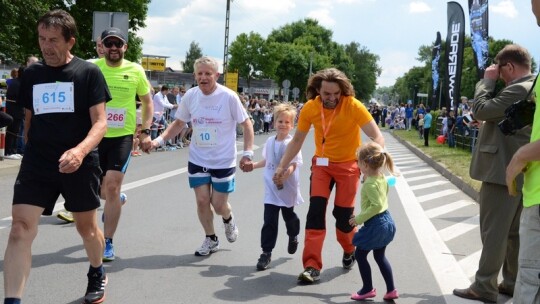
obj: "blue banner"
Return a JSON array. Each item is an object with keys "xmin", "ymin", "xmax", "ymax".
[
  {"xmin": 469, "ymin": 0, "xmax": 489, "ymax": 79},
  {"xmin": 431, "ymin": 32, "xmax": 441, "ymax": 109}
]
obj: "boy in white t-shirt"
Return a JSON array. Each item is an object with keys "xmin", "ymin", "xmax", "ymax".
[{"xmin": 251, "ymin": 104, "xmax": 304, "ymax": 270}]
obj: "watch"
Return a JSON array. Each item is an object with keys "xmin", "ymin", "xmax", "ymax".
[{"xmin": 141, "ymin": 129, "xmax": 151, "ymax": 135}]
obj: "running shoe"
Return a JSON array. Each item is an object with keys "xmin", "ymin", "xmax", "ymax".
[
  {"xmin": 288, "ymin": 235, "xmax": 299, "ymax": 254},
  {"xmin": 298, "ymin": 267, "xmax": 320, "ymax": 283},
  {"xmin": 4, "ymin": 154, "xmax": 22, "ymax": 160},
  {"xmin": 342, "ymin": 251, "xmax": 356, "ymax": 269},
  {"xmin": 256, "ymin": 252, "xmax": 272, "ymax": 270},
  {"xmin": 83, "ymin": 271, "xmax": 107, "ymax": 303},
  {"xmin": 102, "ymin": 193, "xmax": 127, "ymax": 223},
  {"xmin": 195, "ymin": 237, "xmax": 219, "ymax": 256},
  {"xmin": 224, "ymin": 215, "xmax": 239, "ymax": 243},
  {"xmin": 102, "ymin": 238, "xmax": 115, "ymax": 262},
  {"xmin": 57, "ymin": 210, "xmax": 75, "ymax": 223}
]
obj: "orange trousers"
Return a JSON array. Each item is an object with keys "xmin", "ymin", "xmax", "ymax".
[{"xmin": 303, "ymin": 157, "xmax": 359, "ymax": 270}]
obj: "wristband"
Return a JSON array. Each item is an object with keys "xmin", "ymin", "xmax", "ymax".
[
  {"xmin": 155, "ymin": 136, "xmax": 165, "ymax": 147},
  {"xmin": 242, "ymin": 150, "xmax": 254, "ymax": 160}
]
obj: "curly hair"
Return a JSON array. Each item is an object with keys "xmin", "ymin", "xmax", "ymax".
[{"xmin": 305, "ymin": 68, "xmax": 355, "ymax": 100}]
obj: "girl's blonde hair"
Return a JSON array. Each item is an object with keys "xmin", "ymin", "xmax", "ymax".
[
  {"xmin": 273, "ymin": 103, "xmax": 297, "ymax": 121},
  {"xmin": 357, "ymin": 142, "xmax": 396, "ymax": 175}
]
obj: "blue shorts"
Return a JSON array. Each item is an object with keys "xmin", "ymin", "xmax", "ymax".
[{"xmin": 187, "ymin": 162, "xmax": 235, "ymax": 193}]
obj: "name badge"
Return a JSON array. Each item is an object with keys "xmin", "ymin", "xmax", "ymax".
[
  {"xmin": 194, "ymin": 126, "xmax": 218, "ymax": 147},
  {"xmin": 316, "ymin": 157, "xmax": 329, "ymax": 166},
  {"xmin": 33, "ymin": 82, "xmax": 75, "ymax": 114},
  {"xmin": 106, "ymin": 107, "xmax": 127, "ymax": 128}
]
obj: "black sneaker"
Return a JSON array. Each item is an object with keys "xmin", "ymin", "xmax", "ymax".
[
  {"xmin": 256, "ymin": 252, "xmax": 272, "ymax": 270},
  {"xmin": 298, "ymin": 267, "xmax": 320, "ymax": 283},
  {"xmin": 84, "ymin": 271, "xmax": 107, "ymax": 303},
  {"xmin": 342, "ymin": 252, "xmax": 356, "ymax": 270},
  {"xmin": 288, "ymin": 236, "xmax": 299, "ymax": 254}
]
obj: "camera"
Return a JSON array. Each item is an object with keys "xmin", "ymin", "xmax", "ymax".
[{"xmin": 498, "ymin": 99, "xmax": 535, "ymax": 135}]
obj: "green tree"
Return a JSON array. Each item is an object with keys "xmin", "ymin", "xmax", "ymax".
[
  {"xmin": 0, "ymin": 0, "xmax": 53, "ymax": 64},
  {"xmin": 182, "ymin": 41, "xmax": 203, "ymax": 73},
  {"xmin": 345, "ymin": 42, "xmax": 381, "ymax": 102},
  {"xmin": 228, "ymin": 32, "xmax": 266, "ymax": 89}
]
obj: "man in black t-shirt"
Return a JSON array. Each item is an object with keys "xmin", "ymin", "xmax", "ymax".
[{"xmin": 3, "ymin": 10, "xmax": 111, "ymax": 304}]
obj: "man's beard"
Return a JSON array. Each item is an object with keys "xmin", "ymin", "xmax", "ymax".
[
  {"xmin": 322, "ymin": 99, "xmax": 338, "ymax": 109},
  {"xmin": 106, "ymin": 52, "xmax": 123, "ymax": 63}
]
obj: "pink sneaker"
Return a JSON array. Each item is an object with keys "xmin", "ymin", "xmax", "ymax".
[
  {"xmin": 383, "ymin": 289, "xmax": 399, "ymax": 300},
  {"xmin": 351, "ymin": 289, "xmax": 376, "ymax": 300}
]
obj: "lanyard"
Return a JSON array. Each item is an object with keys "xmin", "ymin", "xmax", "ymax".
[
  {"xmin": 320, "ymin": 101, "xmax": 338, "ymax": 156},
  {"xmin": 273, "ymin": 136, "xmax": 285, "ymax": 166}
]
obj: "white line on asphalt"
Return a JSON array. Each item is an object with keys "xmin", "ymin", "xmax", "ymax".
[
  {"xmin": 402, "ymin": 168, "xmax": 433, "ymax": 175},
  {"xmin": 393, "ymin": 156, "xmax": 419, "ymax": 161},
  {"xmin": 425, "ymin": 200, "xmax": 476, "ymax": 219},
  {"xmin": 410, "ymin": 180, "xmax": 450, "ymax": 191},
  {"xmin": 394, "ymin": 174, "xmax": 474, "ymax": 304},
  {"xmin": 458, "ymin": 250, "xmax": 482, "ymax": 279},
  {"xmin": 438, "ymin": 215, "xmax": 480, "ymax": 242},
  {"xmin": 405, "ymin": 174, "xmax": 440, "ymax": 182},
  {"xmin": 417, "ymin": 189, "xmax": 461, "ymax": 203}
]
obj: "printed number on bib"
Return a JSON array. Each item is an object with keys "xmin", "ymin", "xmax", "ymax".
[
  {"xmin": 194, "ymin": 127, "xmax": 217, "ymax": 147},
  {"xmin": 106, "ymin": 108, "xmax": 127, "ymax": 128},
  {"xmin": 33, "ymin": 82, "xmax": 75, "ymax": 114}
]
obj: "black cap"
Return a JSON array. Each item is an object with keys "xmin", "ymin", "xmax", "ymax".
[{"xmin": 101, "ymin": 27, "xmax": 126, "ymax": 42}]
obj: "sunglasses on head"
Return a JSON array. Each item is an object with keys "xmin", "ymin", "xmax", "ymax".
[{"xmin": 103, "ymin": 40, "xmax": 124, "ymax": 48}]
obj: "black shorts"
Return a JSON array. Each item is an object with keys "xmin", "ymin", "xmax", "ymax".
[
  {"xmin": 13, "ymin": 160, "xmax": 102, "ymax": 215},
  {"xmin": 98, "ymin": 135, "xmax": 133, "ymax": 175}
]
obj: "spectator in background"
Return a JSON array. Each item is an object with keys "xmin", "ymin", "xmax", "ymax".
[
  {"xmin": 459, "ymin": 96, "xmax": 470, "ymax": 116},
  {"xmin": 152, "ymin": 85, "xmax": 176, "ymax": 140},
  {"xmin": 405, "ymin": 103, "xmax": 413, "ymax": 131},
  {"xmin": 454, "ymin": 44, "xmax": 535, "ymax": 303},
  {"xmin": 4, "ymin": 66, "xmax": 25, "ymax": 160},
  {"xmin": 381, "ymin": 106, "xmax": 387, "ymax": 128},
  {"xmin": 423, "ymin": 108, "xmax": 432, "ymax": 146},
  {"xmin": 417, "ymin": 113, "xmax": 424, "ymax": 139},
  {"xmin": 447, "ymin": 109, "xmax": 456, "ymax": 148},
  {"xmin": 0, "ymin": 112, "xmax": 13, "ymax": 129}
]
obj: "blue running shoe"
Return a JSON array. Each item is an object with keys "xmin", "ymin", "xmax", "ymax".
[
  {"xmin": 103, "ymin": 238, "xmax": 115, "ymax": 262},
  {"xmin": 102, "ymin": 193, "xmax": 127, "ymax": 223}
]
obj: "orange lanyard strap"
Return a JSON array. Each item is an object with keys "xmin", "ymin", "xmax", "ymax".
[{"xmin": 320, "ymin": 102, "xmax": 338, "ymax": 156}]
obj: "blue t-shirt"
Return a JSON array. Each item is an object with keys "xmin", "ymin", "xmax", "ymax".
[
  {"xmin": 424, "ymin": 113, "xmax": 432, "ymax": 128},
  {"xmin": 405, "ymin": 107, "xmax": 413, "ymax": 118}
]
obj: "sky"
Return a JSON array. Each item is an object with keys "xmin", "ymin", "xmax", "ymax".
[{"xmin": 139, "ymin": 0, "xmax": 540, "ymax": 88}]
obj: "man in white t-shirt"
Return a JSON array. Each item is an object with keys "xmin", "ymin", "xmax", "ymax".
[{"xmin": 150, "ymin": 56, "xmax": 255, "ymax": 256}]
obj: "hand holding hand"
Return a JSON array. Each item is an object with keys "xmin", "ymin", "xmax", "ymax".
[
  {"xmin": 140, "ymin": 135, "xmax": 153, "ymax": 153},
  {"xmin": 348, "ymin": 215, "xmax": 357, "ymax": 227},
  {"xmin": 239, "ymin": 156, "xmax": 253, "ymax": 172}
]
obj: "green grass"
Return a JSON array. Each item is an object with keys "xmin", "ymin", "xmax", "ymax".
[{"xmin": 389, "ymin": 129, "xmax": 481, "ymax": 192}]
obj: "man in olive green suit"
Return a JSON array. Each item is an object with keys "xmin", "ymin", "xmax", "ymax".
[{"xmin": 453, "ymin": 44, "xmax": 535, "ymax": 303}]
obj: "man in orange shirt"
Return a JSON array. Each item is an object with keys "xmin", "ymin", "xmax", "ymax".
[{"xmin": 274, "ymin": 68, "xmax": 384, "ymax": 283}]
